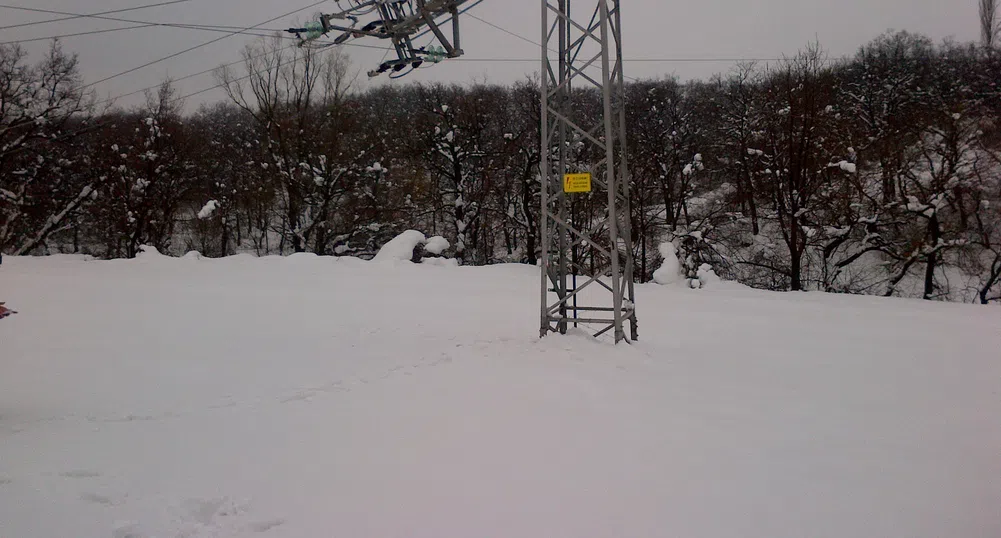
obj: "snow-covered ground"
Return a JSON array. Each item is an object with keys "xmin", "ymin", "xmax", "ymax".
[{"xmin": 1, "ymin": 251, "xmax": 999, "ymax": 538}]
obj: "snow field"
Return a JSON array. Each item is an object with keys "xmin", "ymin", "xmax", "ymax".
[{"xmin": 1, "ymin": 252, "xmax": 999, "ymax": 538}]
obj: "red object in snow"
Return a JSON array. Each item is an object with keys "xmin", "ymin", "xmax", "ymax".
[{"xmin": 0, "ymin": 302, "xmax": 16, "ymax": 319}]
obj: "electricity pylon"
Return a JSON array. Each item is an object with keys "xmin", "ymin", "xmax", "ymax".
[{"xmin": 540, "ymin": 0, "xmax": 637, "ymax": 343}]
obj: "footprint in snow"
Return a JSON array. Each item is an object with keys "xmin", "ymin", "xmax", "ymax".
[
  {"xmin": 61, "ymin": 470, "xmax": 102, "ymax": 479},
  {"xmin": 112, "ymin": 521, "xmax": 145, "ymax": 538},
  {"xmin": 309, "ymin": 381, "xmax": 348, "ymax": 393},
  {"xmin": 80, "ymin": 492, "xmax": 118, "ymax": 506},
  {"xmin": 280, "ymin": 391, "xmax": 315, "ymax": 404},
  {"xmin": 209, "ymin": 399, "xmax": 237, "ymax": 410},
  {"xmin": 248, "ymin": 519, "xmax": 286, "ymax": 533},
  {"xmin": 180, "ymin": 496, "xmax": 250, "ymax": 524}
]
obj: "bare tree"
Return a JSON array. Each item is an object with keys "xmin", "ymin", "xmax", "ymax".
[
  {"xmin": 216, "ymin": 34, "xmax": 362, "ymax": 254},
  {"xmin": 0, "ymin": 41, "xmax": 96, "ymax": 256},
  {"xmin": 94, "ymin": 80, "xmax": 191, "ymax": 258},
  {"xmin": 755, "ymin": 43, "xmax": 842, "ymax": 291},
  {"xmin": 413, "ymin": 83, "xmax": 491, "ymax": 265},
  {"xmin": 982, "ymin": 0, "xmax": 999, "ymax": 48}
]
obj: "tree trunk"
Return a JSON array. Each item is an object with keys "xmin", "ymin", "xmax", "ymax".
[
  {"xmin": 641, "ymin": 230, "xmax": 648, "ymax": 282},
  {"xmin": 454, "ymin": 201, "xmax": 466, "ymax": 264},
  {"xmin": 923, "ymin": 215, "xmax": 941, "ymax": 300},
  {"xmin": 739, "ymin": 161, "xmax": 761, "ymax": 235},
  {"xmin": 236, "ymin": 213, "xmax": 242, "ymax": 246},
  {"xmin": 789, "ymin": 218, "xmax": 803, "ymax": 291},
  {"xmin": 662, "ymin": 180, "xmax": 675, "ymax": 230},
  {"xmin": 747, "ymin": 187, "xmax": 760, "ymax": 236},
  {"xmin": 522, "ymin": 168, "xmax": 538, "ymax": 265},
  {"xmin": 790, "ymin": 252, "xmax": 803, "ymax": 291},
  {"xmin": 221, "ymin": 217, "xmax": 230, "ymax": 257},
  {"xmin": 525, "ymin": 225, "xmax": 537, "ymax": 266},
  {"xmin": 981, "ymin": 257, "xmax": 1001, "ymax": 304},
  {"xmin": 881, "ymin": 160, "xmax": 896, "ymax": 203}
]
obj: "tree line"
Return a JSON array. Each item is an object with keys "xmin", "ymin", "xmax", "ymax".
[{"xmin": 1, "ymin": 31, "xmax": 999, "ymax": 303}]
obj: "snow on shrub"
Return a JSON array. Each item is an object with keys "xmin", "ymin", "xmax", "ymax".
[
  {"xmin": 374, "ymin": 231, "xmax": 456, "ymax": 264},
  {"xmin": 424, "ymin": 236, "xmax": 450, "ymax": 256},
  {"xmin": 197, "ymin": 200, "xmax": 219, "ymax": 219},
  {"xmin": 653, "ymin": 242, "xmax": 683, "ymax": 285},
  {"xmin": 654, "ymin": 239, "xmax": 726, "ymax": 289},
  {"xmin": 374, "ymin": 230, "xmax": 427, "ymax": 263},
  {"xmin": 691, "ymin": 263, "xmax": 722, "ymax": 289},
  {"xmin": 137, "ymin": 245, "xmax": 162, "ymax": 258}
]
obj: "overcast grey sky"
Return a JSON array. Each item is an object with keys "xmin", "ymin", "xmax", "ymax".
[{"xmin": 3, "ymin": 0, "xmax": 977, "ymax": 112}]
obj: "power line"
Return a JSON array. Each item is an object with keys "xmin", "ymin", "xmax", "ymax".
[
  {"xmin": 3, "ymin": 20, "xmax": 784, "ymax": 65},
  {"xmin": 43, "ymin": 44, "xmax": 314, "ymax": 149},
  {"xmin": 463, "ymin": 12, "xmax": 641, "ymax": 82},
  {"xmin": 0, "ymin": 4, "xmax": 288, "ymax": 41},
  {"xmin": 620, "ymin": 58, "xmax": 783, "ymax": 62},
  {"xmin": 169, "ymin": 39, "xmax": 352, "ymax": 105},
  {"xmin": 81, "ymin": 0, "xmax": 331, "ymax": 90},
  {"xmin": 0, "ymin": 23, "xmax": 359, "ymax": 154},
  {"xmin": 0, "ymin": 0, "xmax": 193, "ymax": 31},
  {"xmin": 462, "ymin": 13, "xmax": 782, "ymax": 74},
  {"xmin": 0, "ymin": 24, "xmax": 156, "ymax": 46},
  {"xmin": 465, "ymin": 12, "xmax": 539, "ymax": 49},
  {"xmin": 95, "ymin": 47, "xmax": 285, "ymax": 107},
  {"xmin": 89, "ymin": 4, "xmax": 779, "ymax": 109},
  {"xmin": 0, "ymin": 23, "xmax": 289, "ymax": 46},
  {"xmin": 453, "ymin": 58, "xmax": 785, "ymax": 63},
  {"xmin": 95, "ymin": 36, "xmax": 391, "ymax": 108}
]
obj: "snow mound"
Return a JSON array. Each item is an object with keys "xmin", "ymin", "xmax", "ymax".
[
  {"xmin": 197, "ymin": 200, "xmax": 218, "ymax": 219},
  {"xmin": 285, "ymin": 252, "xmax": 320, "ymax": 264},
  {"xmin": 136, "ymin": 245, "xmax": 163, "ymax": 259},
  {"xmin": 690, "ymin": 263, "xmax": 722, "ymax": 289},
  {"xmin": 831, "ymin": 160, "xmax": 857, "ymax": 174},
  {"xmin": 653, "ymin": 241, "xmax": 682, "ymax": 285},
  {"xmin": 424, "ymin": 236, "xmax": 450, "ymax": 256},
  {"xmin": 421, "ymin": 257, "xmax": 459, "ymax": 267},
  {"xmin": 373, "ymin": 230, "xmax": 426, "ymax": 263},
  {"xmin": 182, "ymin": 251, "xmax": 203, "ymax": 260}
]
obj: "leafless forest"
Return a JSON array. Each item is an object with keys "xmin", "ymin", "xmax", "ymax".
[{"xmin": 2, "ymin": 31, "xmax": 999, "ymax": 303}]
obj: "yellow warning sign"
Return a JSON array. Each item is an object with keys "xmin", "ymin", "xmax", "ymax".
[{"xmin": 563, "ymin": 173, "xmax": 592, "ymax": 193}]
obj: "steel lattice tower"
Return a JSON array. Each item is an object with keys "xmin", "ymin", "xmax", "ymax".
[{"xmin": 540, "ymin": 0, "xmax": 637, "ymax": 343}]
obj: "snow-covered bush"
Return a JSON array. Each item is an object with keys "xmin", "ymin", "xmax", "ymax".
[
  {"xmin": 424, "ymin": 236, "xmax": 450, "ymax": 257},
  {"xmin": 692, "ymin": 263, "xmax": 722, "ymax": 289},
  {"xmin": 374, "ymin": 231, "xmax": 454, "ymax": 265},
  {"xmin": 652, "ymin": 242, "xmax": 682, "ymax": 285},
  {"xmin": 652, "ymin": 240, "xmax": 728, "ymax": 290},
  {"xmin": 374, "ymin": 230, "xmax": 427, "ymax": 263}
]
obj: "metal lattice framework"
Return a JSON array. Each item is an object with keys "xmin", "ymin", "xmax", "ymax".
[
  {"xmin": 286, "ymin": 0, "xmax": 477, "ymax": 77},
  {"xmin": 540, "ymin": 0, "xmax": 637, "ymax": 343}
]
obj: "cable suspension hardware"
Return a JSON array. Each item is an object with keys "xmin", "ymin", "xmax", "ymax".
[{"xmin": 285, "ymin": 0, "xmax": 470, "ymax": 77}]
